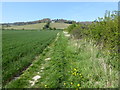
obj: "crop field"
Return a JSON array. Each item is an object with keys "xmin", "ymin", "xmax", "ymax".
[
  {"xmin": 4, "ymin": 23, "xmax": 46, "ymax": 30},
  {"xmin": 2, "ymin": 30, "xmax": 58, "ymax": 86},
  {"xmin": 50, "ymin": 23, "xmax": 71, "ymax": 29}
]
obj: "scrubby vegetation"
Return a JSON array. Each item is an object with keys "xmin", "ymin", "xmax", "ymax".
[{"xmin": 65, "ymin": 11, "xmax": 119, "ymax": 71}]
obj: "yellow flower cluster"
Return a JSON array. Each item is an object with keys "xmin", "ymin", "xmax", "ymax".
[
  {"xmin": 62, "ymin": 68, "xmax": 83, "ymax": 88},
  {"xmin": 72, "ymin": 68, "xmax": 83, "ymax": 78},
  {"xmin": 72, "ymin": 68, "xmax": 78, "ymax": 76},
  {"xmin": 63, "ymin": 81, "xmax": 81, "ymax": 88},
  {"xmin": 72, "ymin": 72, "xmax": 78, "ymax": 76}
]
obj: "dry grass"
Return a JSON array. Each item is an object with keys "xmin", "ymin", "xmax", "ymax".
[{"xmin": 50, "ymin": 23, "xmax": 71, "ymax": 29}]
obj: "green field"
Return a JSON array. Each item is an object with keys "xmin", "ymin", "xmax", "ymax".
[{"xmin": 2, "ymin": 30, "xmax": 58, "ymax": 86}]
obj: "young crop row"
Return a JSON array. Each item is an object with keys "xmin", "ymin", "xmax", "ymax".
[
  {"xmin": 2, "ymin": 30, "xmax": 58, "ymax": 86},
  {"xmin": 65, "ymin": 11, "xmax": 119, "ymax": 71}
]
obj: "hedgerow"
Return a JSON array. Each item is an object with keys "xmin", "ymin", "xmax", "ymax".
[{"xmin": 65, "ymin": 11, "xmax": 119, "ymax": 70}]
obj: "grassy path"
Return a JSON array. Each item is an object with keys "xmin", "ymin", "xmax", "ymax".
[{"xmin": 5, "ymin": 32, "xmax": 118, "ymax": 88}]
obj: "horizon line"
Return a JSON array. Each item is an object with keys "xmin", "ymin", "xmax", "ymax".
[{"xmin": 1, "ymin": 18, "xmax": 94, "ymax": 24}]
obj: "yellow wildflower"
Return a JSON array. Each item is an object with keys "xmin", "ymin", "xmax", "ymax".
[
  {"xmin": 77, "ymin": 84, "xmax": 80, "ymax": 87},
  {"xmin": 64, "ymin": 83, "xmax": 66, "ymax": 85},
  {"xmin": 71, "ymin": 82, "xmax": 73, "ymax": 85},
  {"xmin": 74, "ymin": 68, "xmax": 77, "ymax": 71},
  {"xmin": 45, "ymin": 85, "xmax": 47, "ymax": 88},
  {"xmin": 72, "ymin": 72, "xmax": 75, "ymax": 75},
  {"xmin": 74, "ymin": 72, "xmax": 77, "ymax": 76}
]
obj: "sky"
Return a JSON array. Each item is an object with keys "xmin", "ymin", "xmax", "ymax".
[{"xmin": 2, "ymin": 2, "xmax": 118, "ymax": 23}]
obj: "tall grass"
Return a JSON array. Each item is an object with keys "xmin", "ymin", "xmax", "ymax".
[{"xmin": 38, "ymin": 32, "xmax": 118, "ymax": 88}]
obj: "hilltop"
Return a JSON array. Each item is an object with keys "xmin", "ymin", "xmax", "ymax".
[{"xmin": 2, "ymin": 18, "xmax": 92, "ymax": 30}]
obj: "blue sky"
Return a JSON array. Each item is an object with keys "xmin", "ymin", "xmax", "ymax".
[{"xmin": 2, "ymin": 2, "xmax": 118, "ymax": 23}]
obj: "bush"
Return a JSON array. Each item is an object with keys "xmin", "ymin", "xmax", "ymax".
[
  {"xmin": 53, "ymin": 27, "xmax": 56, "ymax": 30},
  {"xmin": 43, "ymin": 22, "xmax": 50, "ymax": 29}
]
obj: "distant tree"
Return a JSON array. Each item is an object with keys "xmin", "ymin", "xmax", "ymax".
[
  {"xmin": 11, "ymin": 28, "xmax": 14, "ymax": 30},
  {"xmin": 43, "ymin": 22, "xmax": 50, "ymax": 29},
  {"xmin": 42, "ymin": 27, "xmax": 45, "ymax": 30},
  {"xmin": 53, "ymin": 27, "xmax": 56, "ymax": 30},
  {"xmin": 49, "ymin": 27, "xmax": 52, "ymax": 30}
]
